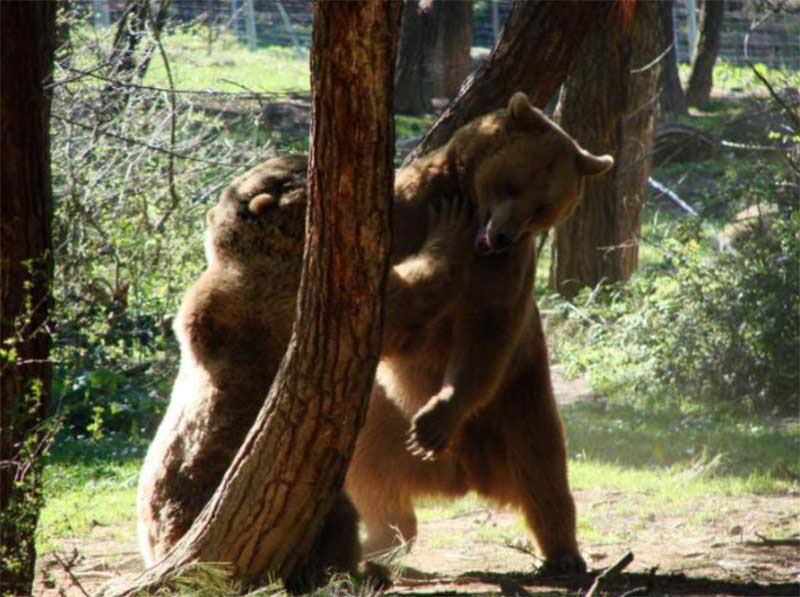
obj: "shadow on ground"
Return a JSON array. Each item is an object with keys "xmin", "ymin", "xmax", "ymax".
[{"xmin": 392, "ymin": 566, "xmax": 799, "ymax": 596}]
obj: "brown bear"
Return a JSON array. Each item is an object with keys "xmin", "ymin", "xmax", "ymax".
[
  {"xmin": 345, "ymin": 93, "xmax": 613, "ymax": 575},
  {"xmin": 136, "ymin": 154, "xmax": 477, "ymax": 582},
  {"xmin": 137, "ymin": 91, "xmax": 613, "ymax": 581}
]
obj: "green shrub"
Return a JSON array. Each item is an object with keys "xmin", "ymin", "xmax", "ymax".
[
  {"xmin": 549, "ymin": 165, "xmax": 799, "ymax": 416},
  {"xmin": 50, "ymin": 13, "xmax": 287, "ymax": 438}
]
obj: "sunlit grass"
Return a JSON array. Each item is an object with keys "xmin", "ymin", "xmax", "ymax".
[
  {"xmin": 678, "ymin": 60, "xmax": 800, "ymax": 95},
  {"xmin": 144, "ymin": 30, "xmax": 309, "ymax": 94},
  {"xmin": 38, "ymin": 408, "xmax": 797, "ymax": 560},
  {"xmin": 37, "ymin": 435, "xmax": 147, "ymax": 553},
  {"xmin": 565, "ymin": 403, "xmax": 800, "ymax": 496}
]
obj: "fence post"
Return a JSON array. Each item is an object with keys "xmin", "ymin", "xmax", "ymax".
[
  {"xmin": 275, "ymin": 0, "xmax": 302, "ymax": 56},
  {"xmin": 491, "ymin": 0, "xmax": 500, "ymax": 46},
  {"xmin": 92, "ymin": 0, "xmax": 110, "ymax": 28},
  {"xmin": 245, "ymin": 0, "xmax": 257, "ymax": 52},
  {"xmin": 686, "ymin": 0, "xmax": 698, "ymax": 61},
  {"xmin": 671, "ymin": 0, "xmax": 681, "ymax": 61},
  {"xmin": 231, "ymin": 0, "xmax": 240, "ymax": 38}
]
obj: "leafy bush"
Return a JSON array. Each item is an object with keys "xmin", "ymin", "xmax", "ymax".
[
  {"xmin": 50, "ymin": 11, "xmax": 292, "ymax": 438},
  {"xmin": 548, "ymin": 163, "xmax": 799, "ymax": 416}
]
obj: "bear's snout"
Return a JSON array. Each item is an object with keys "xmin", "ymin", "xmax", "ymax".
[{"xmin": 475, "ymin": 226, "xmax": 513, "ymax": 256}]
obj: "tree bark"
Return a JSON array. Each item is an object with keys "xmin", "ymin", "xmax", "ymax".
[
  {"xmin": 394, "ymin": 0, "xmax": 431, "ymax": 114},
  {"xmin": 106, "ymin": 1, "xmax": 400, "ymax": 594},
  {"xmin": 658, "ymin": 0, "xmax": 688, "ymax": 116},
  {"xmin": 686, "ymin": 0, "xmax": 725, "ymax": 107},
  {"xmin": 394, "ymin": 0, "xmax": 474, "ymax": 115},
  {"xmin": 0, "ymin": 2, "xmax": 56, "ymax": 595},
  {"xmin": 430, "ymin": 0, "xmax": 473, "ymax": 101},
  {"xmin": 402, "ymin": 0, "xmax": 616, "ymax": 164},
  {"xmin": 550, "ymin": 0, "xmax": 663, "ymax": 300}
]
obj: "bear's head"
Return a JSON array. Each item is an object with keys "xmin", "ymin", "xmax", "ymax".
[
  {"xmin": 451, "ymin": 92, "xmax": 614, "ymax": 256},
  {"xmin": 205, "ymin": 154, "xmax": 308, "ymax": 267}
]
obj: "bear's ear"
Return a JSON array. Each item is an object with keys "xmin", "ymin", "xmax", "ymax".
[
  {"xmin": 507, "ymin": 92, "xmax": 549, "ymax": 131},
  {"xmin": 576, "ymin": 149, "xmax": 614, "ymax": 176},
  {"xmin": 248, "ymin": 193, "xmax": 277, "ymax": 215}
]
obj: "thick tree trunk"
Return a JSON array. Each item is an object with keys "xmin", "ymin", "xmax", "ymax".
[
  {"xmin": 550, "ymin": 0, "xmax": 663, "ymax": 300},
  {"xmin": 686, "ymin": 0, "xmax": 725, "ymax": 107},
  {"xmin": 659, "ymin": 0, "xmax": 688, "ymax": 116},
  {"xmin": 106, "ymin": 2, "xmax": 400, "ymax": 594},
  {"xmin": 403, "ymin": 0, "xmax": 615, "ymax": 164},
  {"xmin": 394, "ymin": 0, "xmax": 473, "ymax": 115},
  {"xmin": 0, "ymin": 2, "xmax": 56, "ymax": 595}
]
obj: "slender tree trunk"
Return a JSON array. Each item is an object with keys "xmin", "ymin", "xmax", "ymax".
[
  {"xmin": 403, "ymin": 0, "xmax": 616, "ymax": 164},
  {"xmin": 550, "ymin": 0, "xmax": 663, "ymax": 300},
  {"xmin": 107, "ymin": 2, "xmax": 400, "ymax": 594},
  {"xmin": 686, "ymin": 0, "xmax": 725, "ymax": 107},
  {"xmin": 430, "ymin": 0, "xmax": 473, "ymax": 100},
  {"xmin": 395, "ymin": 0, "xmax": 473, "ymax": 115},
  {"xmin": 659, "ymin": 0, "xmax": 688, "ymax": 115},
  {"xmin": 395, "ymin": 0, "xmax": 431, "ymax": 114},
  {"xmin": 0, "ymin": 2, "xmax": 56, "ymax": 595}
]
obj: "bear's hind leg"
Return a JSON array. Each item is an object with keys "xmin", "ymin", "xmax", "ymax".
[
  {"xmin": 346, "ymin": 385, "xmax": 467, "ymax": 560},
  {"xmin": 504, "ymin": 370, "xmax": 586, "ymax": 574},
  {"xmin": 360, "ymin": 495, "xmax": 418, "ymax": 559}
]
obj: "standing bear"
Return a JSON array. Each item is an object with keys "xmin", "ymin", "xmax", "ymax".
[
  {"xmin": 137, "ymin": 92, "xmax": 613, "ymax": 580},
  {"xmin": 347, "ymin": 93, "xmax": 613, "ymax": 574}
]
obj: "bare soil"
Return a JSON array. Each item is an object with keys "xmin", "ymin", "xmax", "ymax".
[{"xmin": 34, "ymin": 375, "xmax": 799, "ymax": 596}]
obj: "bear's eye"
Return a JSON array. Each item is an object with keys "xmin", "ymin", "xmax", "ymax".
[{"xmin": 502, "ymin": 182, "xmax": 520, "ymax": 198}]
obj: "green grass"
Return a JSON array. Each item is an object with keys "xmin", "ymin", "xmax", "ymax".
[
  {"xmin": 678, "ymin": 60, "xmax": 800, "ymax": 96},
  {"xmin": 395, "ymin": 114, "xmax": 436, "ymax": 141},
  {"xmin": 145, "ymin": 30, "xmax": 310, "ymax": 94},
  {"xmin": 37, "ymin": 407, "xmax": 797, "ymax": 561},
  {"xmin": 37, "ymin": 434, "xmax": 148, "ymax": 553},
  {"xmin": 564, "ymin": 402, "xmax": 800, "ymax": 491}
]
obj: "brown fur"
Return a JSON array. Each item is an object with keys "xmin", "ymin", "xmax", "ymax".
[
  {"xmin": 136, "ymin": 155, "xmax": 476, "ymax": 583},
  {"xmin": 137, "ymin": 92, "xmax": 614, "ymax": 579},
  {"xmin": 346, "ymin": 93, "xmax": 614, "ymax": 574}
]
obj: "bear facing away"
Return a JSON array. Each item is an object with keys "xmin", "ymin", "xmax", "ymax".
[{"xmin": 136, "ymin": 154, "xmax": 477, "ymax": 582}]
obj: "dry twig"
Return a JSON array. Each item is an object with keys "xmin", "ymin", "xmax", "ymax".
[
  {"xmin": 585, "ymin": 550, "xmax": 635, "ymax": 597},
  {"xmin": 748, "ymin": 533, "xmax": 800, "ymax": 547},
  {"xmin": 53, "ymin": 552, "xmax": 92, "ymax": 597}
]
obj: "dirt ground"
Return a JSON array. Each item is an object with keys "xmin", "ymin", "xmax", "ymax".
[{"xmin": 34, "ymin": 376, "xmax": 799, "ymax": 596}]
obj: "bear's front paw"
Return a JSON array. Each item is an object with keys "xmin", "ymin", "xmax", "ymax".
[
  {"xmin": 406, "ymin": 389, "xmax": 458, "ymax": 460},
  {"xmin": 426, "ymin": 193, "xmax": 477, "ymax": 266}
]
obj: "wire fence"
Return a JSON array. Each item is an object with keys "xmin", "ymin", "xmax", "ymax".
[
  {"xmin": 674, "ymin": 0, "xmax": 800, "ymax": 67},
  {"xmin": 87, "ymin": 0, "xmax": 800, "ymax": 68}
]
